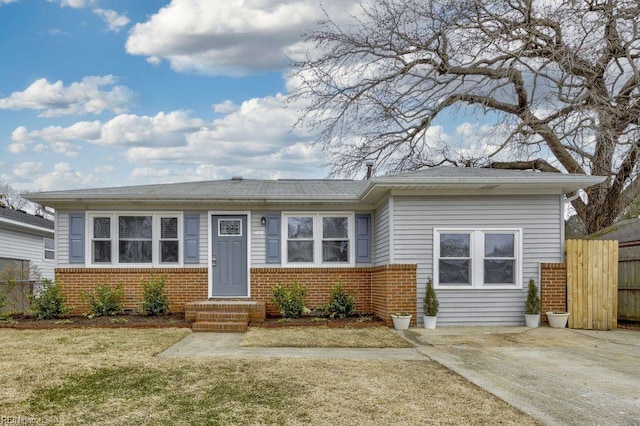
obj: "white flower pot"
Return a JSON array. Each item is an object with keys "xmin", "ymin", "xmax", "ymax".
[
  {"xmin": 525, "ymin": 313, "xmax": 540, "ymax": 328},
  {"xmin": 391, "ymin": 315, "xmax": 412, "ymax": 330},
  {"xmin": 423, "ymin": 315, "xmax": 437, "ymax": 329},
  {"xmin": 546, "ymin": 312, "xmax": 569, "ymax": 328}
]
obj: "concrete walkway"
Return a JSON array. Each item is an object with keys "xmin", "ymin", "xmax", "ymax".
[{"xmin": 159, "ymin": 332, "xmax": 424, "ymax": 360}]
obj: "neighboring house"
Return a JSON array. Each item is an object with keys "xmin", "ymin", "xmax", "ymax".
[
  {"xmin": 590, "ymin": 218, "xmax": 640, "ymax": 260},
  {"xmin": 0, "ymin": 205, "xmax": 55, "ymax": 281},
  {"xmin": 24, "ymin": 168, "xmax": 602, "ymax": 326}
]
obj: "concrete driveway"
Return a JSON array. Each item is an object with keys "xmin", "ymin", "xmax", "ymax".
[{"xmin": 404, "ymin": 326, "xmax": 640, "ymax": 426}]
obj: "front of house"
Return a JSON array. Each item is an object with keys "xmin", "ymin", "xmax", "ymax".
[{"xmin": 25, "ymin": 168, "xmax": 603, "ymax": 326}]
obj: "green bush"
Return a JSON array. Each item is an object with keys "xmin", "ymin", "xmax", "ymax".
[
  {"xmin": 525, "ymin": 278, "xmax": 541, "ymax": 315},
  {"xmin": 423, "ymin": 278, "xmax": 439, "ymax": 316},
  {"xmin": 30, "ymin": 279, "xmax": 68, "ymax": 320},
  {"xmin": 83, "ymin": 282, "xmax": 123, "ymax": 317},
  {"xmin": 141, "ymin": 274, "xmax": 170, "ymax": 316},
  {"xmin": 0, "ymin": 284, "xmax": 8, "ymax": 320},
  {"xmin": 271, "ymin": 282, "xmax": 307, "ymax": 318},
  {"xmin": 326, "ymin": 281, "xmax": 355, "ymax": 318}
]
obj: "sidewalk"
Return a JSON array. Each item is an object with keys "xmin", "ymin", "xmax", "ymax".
[{"xmin": 158, "ymin": 332, "xmax": 425, "ymax": 360}]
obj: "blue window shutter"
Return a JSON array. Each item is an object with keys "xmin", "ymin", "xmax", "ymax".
[
  {"xmin": 69, "ymin": 213, "xmax": 85, "ymax": 264},
  {"xmin": 184, "ymin": 214, "xmax": 200, "ymax": 264},
  {"xmin": 356, "ymin": 214, "xmax": 371, "ymax": 263},
  {"xmin": 265, "ymin": 214, "xmax": 281, "ymax": 264}
]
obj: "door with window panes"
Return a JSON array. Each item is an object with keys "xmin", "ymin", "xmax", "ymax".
[{"xmin": 211, "ymin": 215, "xmax": 248, "ymax": 296}]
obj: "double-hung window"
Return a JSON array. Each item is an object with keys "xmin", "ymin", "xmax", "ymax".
[
  {"xmin": 284, "ymin": 213, "xmax": 354, "ymax": 266},
  {"xmin": 43, "ymin": 237, "xmax": 55, "ymax": 261},
  {"xmin": 434, "ymin": 229, "xmax": 521, "ymax": 289},
  {"xmin": 88, "ymin": 213, "xmax": 182, "ymax": 266}
]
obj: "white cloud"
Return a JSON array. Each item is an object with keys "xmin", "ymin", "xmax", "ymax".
[
  {"xmin": 125, "ymin": 0, "xmax": 361, "ymax": 76},
  {"xmin": 213, "ymin": 100, "xmax": 238, "ymax": 114},
  {"xmin": 0, "ymin": 75, "xmax": 134, "ymax": 117},
  {"xmin": 13, "ymin": 162, "xmax": 42, "ymax": 178},
  {"xmin": 93, "ymin": 8, "xmax": 130, "ymax": 32},
  {"xmin": 50, "ymin": 0, "xmax": 95, "ymax": 8},
  {"xmin": 94, "ymin": 165, "xmax": 114, "ymax": 173},
  {"xmin": 10, "ymin": 111, "xmax": 206, "ymax": 152},
  {"xmin": 0, "ymin": 0, "xmax": 18, "ymax": 5}
]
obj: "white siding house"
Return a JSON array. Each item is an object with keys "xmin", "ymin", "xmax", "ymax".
[
  {"xmin": 0, "ymin": 206, "xmax": 55, "ymax": 280},
  {"xmin": 26, "ymin": 168, "xmax": 603, "ymax": 325}
]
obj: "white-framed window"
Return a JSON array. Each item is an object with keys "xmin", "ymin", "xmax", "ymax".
[
  {"xmin": 43, "ymin": 237, "xmax": 55, "ymax": 261},
  {"xmin": 283, "ymin": 213, "xmax": 354, "ymax": 266},
  {"xmin": 87, "ymin": 212, "xmax": 182, "ymax": 266},
  {"xmin": 434, "ymin": 228, "xmax": 522, "ymax": 289}
]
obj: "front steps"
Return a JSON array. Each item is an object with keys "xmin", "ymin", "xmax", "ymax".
[{"xmin": 185, "ymin": 300, "xmax": 266, "ymax": 333}]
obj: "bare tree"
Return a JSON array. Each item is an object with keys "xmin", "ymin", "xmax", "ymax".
[
  {"xmin": 0, "ymin": 182, "xmax": 28, "ymax": 211},
  {"xmin": 292, "ymin": 0, "xmax": 640, "ymax": 234}
]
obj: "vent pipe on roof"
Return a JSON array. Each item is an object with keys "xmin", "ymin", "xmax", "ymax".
[
  {"xmin": 365, "ymin": 162, "xmax": 374, "ymax": 180},
  {"xmin": 231, "ymin": 176, "xmax": 243, "ymax": 181}
]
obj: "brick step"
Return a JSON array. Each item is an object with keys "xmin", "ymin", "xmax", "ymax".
[
  {"xmin": 192, "ymin": 321, "xmax": 248, "ymax": 333},
  {"xmin": 185, "ymin": 300, "xmax": 265, "ymax": 323},
  {"xmin": 195, "ymin": 311, "xmax": 248, "ymax": 322}
]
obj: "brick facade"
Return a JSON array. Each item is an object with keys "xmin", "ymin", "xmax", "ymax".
[
  {"xmin": 55, "ymin": 268, "xmax": 208, "ymax": 314},
  {"xmin": 250, "ymin": 265, "xmax": 417, "ymax": 325},
  {"xmin": 540, "ymin": 262, "xmax": 567, "ymax": 323},
  {"xmin": 55, "ymin": 265, "xmax": 418, "ymax": 325}
]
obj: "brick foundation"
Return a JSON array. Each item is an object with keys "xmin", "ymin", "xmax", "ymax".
[
  {"xmin": 250, "ymin": 265, "xmax": 417, "ymax": 325},
  {"xmin": 56, "ymin": 264, "xmax": 418, "ymax": 325},
  {"xmin": 540, "ymin": 262, "xmax": 567, "ymax": 324},
  {"xmin": 55, "ymin": 268, "xmax": 208, "ymax": 314}
]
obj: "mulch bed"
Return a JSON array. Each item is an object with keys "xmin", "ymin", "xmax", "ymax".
[
  {"xmin": 254, "ymin": 314, "xmax": 386, "ymax": 328},
  {"xmin": 0, "ymin": 313, "xmax": 191, "ymax": 330}
]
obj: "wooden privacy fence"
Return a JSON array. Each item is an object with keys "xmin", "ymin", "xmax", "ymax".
[
  {"xmin": 566, "ymin": 239, "xmax": 618, "ymax": 330},
  {"xmin": 618, "ymin": 260, "xmax": 640, "ymax": 321}
]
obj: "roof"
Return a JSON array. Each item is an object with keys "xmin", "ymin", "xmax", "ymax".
[
  {"xmin": 23, "ymin": 167, "xmax": 605, "ymax": 207},
  {"xmin": 0, "ymin": 205, "xmax": 54, "ymax": 231},
  {"xmin": 589, "ymin": 218, "xmax": 640, "ymax": 243}
]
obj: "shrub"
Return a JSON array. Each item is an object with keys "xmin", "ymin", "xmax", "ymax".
[
  {"xmin": 423, "ymin": 278, "xmax": 439, "ymax": 316},
  {"xmin": 326, "ymin": 281, "xmax": 355, "ymax": 318},
  {"xmin": 525, "ymin": 278, "xmax": 541, "ymax": 315},
  {"xmin": 30, "ymin": 279, "xmax": 68, "ymax": 320},
  {"xmin": 141, "ymin": 274, "xmax": 170, "ymax": 316},
  {"xmin": 271, "ymin": 281, "xmax": 307, "ymax": 318},
  {"xmin": 83, "ymin": 282, "xmax": 123, "ymax": 317},
  {"xmin": 0, "ymin": 285, "xmax": 8, "ymax": 320}
]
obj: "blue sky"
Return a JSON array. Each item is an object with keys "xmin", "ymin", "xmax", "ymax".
[{"xmin": 0, "ymin": 0, "xmax": 479, "ymax": 192}]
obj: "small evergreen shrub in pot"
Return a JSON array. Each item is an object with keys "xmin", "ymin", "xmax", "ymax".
[
  {"xmin": 141, "ymin": 274, "xmax": 170, "ymax": 316},
  {"xmin": 326, "ymin": 281, "xmax": 355, "ymax": 318},
  {"xmin": 30, "ymin": 279, "xmax": 68, "ymax": 320},
  {"xmin": 271, "ymin": 281, "xmax": 307, "ymax": 318},
  {"xmin": 82, "ymin": 281, "xmax": 123, "ymax": 317},
  {"xmin": 524, "ymin": 278, "xmax": 541, "ymax": 328},
  {"xmin": 423, "ymin": 278, "xmax": 439, "ymax": 329}
]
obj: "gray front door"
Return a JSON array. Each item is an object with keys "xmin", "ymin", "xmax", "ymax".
[{"xmin": 211, "ymin": 215, "xmax": 248, "ymax": 296}]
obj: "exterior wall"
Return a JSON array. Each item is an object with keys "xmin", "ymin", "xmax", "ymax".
[
  {"xmin": 0, "ymin": 226, "xmax": 54, "ymax": 280},
  {"xmin": 56, "ymin": 210, "xmax": 70, "ymax": 266},
  {"xmin": 55, "ymin": 267, "xmax": 208, "ymax": 314},
  {"xmin": 392, "ymin": 194, "xmax": 564, "ymax": 326},
  {"xmin": 371, "ymin": 264, "xmax": 417, "ymax": 326},
  {"xmin": 251, "ymin": 267, "xmax": 372, "ymax": 315},
  {"xmin": 540, "ymin": 262, "xmax": 567, "ymax": 323},
  {"xmin": 374, "ymin": 198, "xmax": 391, "ymax": 265}
]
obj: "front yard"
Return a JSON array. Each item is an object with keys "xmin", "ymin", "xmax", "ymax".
[{"xmin": 0, "ymin": 328, "xmax": 537, "ymax": 425}]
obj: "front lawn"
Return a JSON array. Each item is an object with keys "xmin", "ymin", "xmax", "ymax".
[{"xmin": 0, "ymin": 329, "xmax": 537, "ymax": 425}]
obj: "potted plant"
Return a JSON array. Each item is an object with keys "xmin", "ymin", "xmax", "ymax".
[
  {"xmin": 524, "ymin": 278, "xmax": 541, "ymax": 328},
  {"xmin": 546, "ymin": 311, "xmax": 570, "ymax": 328},
  {"xmin": 423, "ymin": 278, "xmax": 439, "ymax": 329},
  {"xmin": 391, "ymin": 312, "xmax": 412, "ymax": 330}
]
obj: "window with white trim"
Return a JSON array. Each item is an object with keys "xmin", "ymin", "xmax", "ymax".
[
  {"xmin": 88, "ymin": 213, "xmax": 182, "ymax": 266},
  {"xmin": 434, "ymin": 229, "xmax": 521, "ymax": 289},
  {"xmin": 43, "ymin": 237, "xmax": 55, "ymax": 261},
  {"xmin": 283, "ymin": 213, "xmax": 354, "ymax": 266}
]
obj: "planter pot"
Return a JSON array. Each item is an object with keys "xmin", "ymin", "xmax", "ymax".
[
  {"xmin": 546, "ymin": 312, "xmax": 569, "ymax": 328},
  {"xmin": 525, "ymin": 313, "xmax": 540, "ymax": 328},
  {"xmin": 391, "ymin": 315, "xmax": 412, "ymax": 330},
  {"xmin": 423, "ymin": 315, "xmax": 437, "ymax": 329}
]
